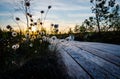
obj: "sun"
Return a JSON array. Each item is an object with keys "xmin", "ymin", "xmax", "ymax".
[{"xmin": 32, "ymin": 26, "xmax": 37, "ymax": 32}]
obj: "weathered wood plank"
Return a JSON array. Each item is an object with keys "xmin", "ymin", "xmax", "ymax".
[
  {"xmin": 75, "ymin": 45, "xmax": 120, "ymax": 67},
  {"xmin": 62, "ymin": 41, "xmax": 120, "ymax": 66},
  {"xmin": 82, "ymin": 44, "xmax": 120, "ymax": 57},
  {"xmin": 62, "ymin": 46, "xmax": 117, "ymax": 79},
  {"xmin": 67, "ymin": 45, "xmax": 120, "ymax": 78},
  {"xmin": 58, "ymin": 45, "xmax": 91, "ymax": 79},
  {"xmin": 72, "ymin": 41, "xmax": 120, "ymax": 57}
]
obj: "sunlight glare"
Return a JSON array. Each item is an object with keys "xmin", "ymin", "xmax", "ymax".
[{"xmin": 32, "ymin": 27, "xmax": 37, "ymax": 32}]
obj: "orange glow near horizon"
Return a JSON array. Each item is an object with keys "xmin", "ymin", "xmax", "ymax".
[{"xmin": 0, "ymin": 21, "xmax": 76, "ymax": 34}]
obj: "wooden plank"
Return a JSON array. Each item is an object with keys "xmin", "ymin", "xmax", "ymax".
[
  {"xmin": 57, "ymin": 45, "xmax": 91, "ymax": 79},
  {"xmin": 63, "ymin": 46, "xmax": 117, "ymax": 79},
  {"xmin": 75, "ymin": 45, "xmax": 120, "ymax": 67},
  {"xmin": 74, "ymin": 41, "xmax": 120, "ymax": 58},
  {"xmin": 69, "ymin": 46, "xmax": 120, "ymax": 78},
  {"xmin": 83, "ymin": 44, "xmax": 120, "ymax": 57},
  {"xmin": 77, "ymin": 41, "xmax": 120, "ymax": 57}
]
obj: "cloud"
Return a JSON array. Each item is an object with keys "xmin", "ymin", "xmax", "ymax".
[
  {"xmin": 52, "ymin": 0, "xmax": 90, "ymax": 11},
  {"xmin": 3, "ymin": 0, "xmax": 120, "ymax": 32},
  {"xmin": 75, "ymin": 0, "xmax": 90, "ymax": 3},
  {"xmin": 52, "ymin": 5, "xmax": 89, "ymax": 11},
  {"xmin": 29, "ymin": 0, "xmax": 90, "ymax": 11},
  {"xmin": 67, "ymin": 13, "xmax": 94, "ymax": 18},
  {"xmin": 0, "ymin": 0, "xmax": 13, "ymax": 3},
  {"xmin": 0, "ymin": 13, "xmax": 11, "ymax": 16},
  {"xmin": 31, "ymin": 13, "xmax": 59, "ymax": 22}
]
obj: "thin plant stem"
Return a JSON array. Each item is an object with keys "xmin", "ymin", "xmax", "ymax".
[{"xmin": 43, "ymin": 9, "xmax": 49, "ymax": 25}]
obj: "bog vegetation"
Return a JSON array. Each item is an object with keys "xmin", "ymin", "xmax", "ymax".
[
  {"xmin": 0, "ymin": 0, "xmax": 68, "ymax": 79},
  {"xmin": 0, "ymin": 0, "xmax": 120, "ymax": 79}
]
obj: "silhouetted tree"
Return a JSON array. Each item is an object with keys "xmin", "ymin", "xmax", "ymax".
[
  {"xmin": 68, "ymin": 28, "xmax": 73, "ymax": 34},
  {"xmin": 83, "ymin": 17, "xmax": 95, "ymax": 32},
  {"xmin": 90, "ymin": 0, "xmax": 120, "ymax": 32},
  {"xmin": 108, "ymin": 4, "xmax": 120, "ymax": 31},
  {"xmin": 74, "ymin": 25, "xmax": 80, "ymax": 33},
  {"xmin": 80, "ymin": 25, "xmax": 86, "ymax": 33}
]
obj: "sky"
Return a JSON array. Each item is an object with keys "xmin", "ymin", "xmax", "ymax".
[{"xmin": 0, "ymin": 0, "xmax": 120, "ymax": 33}]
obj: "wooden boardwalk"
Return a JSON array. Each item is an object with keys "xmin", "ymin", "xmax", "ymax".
[{"xmin": 58, "ymin": 41, "xmax": 120, "ymax": 79}]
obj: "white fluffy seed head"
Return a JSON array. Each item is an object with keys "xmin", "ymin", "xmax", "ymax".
[
  {"xmin": 12, "ymin": 61, "xmax": 16, "ymax": 64},
  {"xmin": 25, "ymin": 33, "xmax": 30, "ymax": 38},
  {"xmin": 7, "ymin": 45, "xmax": 10, "ymax": 48},
  {"xmin": 12, "ymin": 45, "xmax": 17, "ymax": 50},
  {"xmin": 34, "ymin": 50, "xmax": 37, "ymax": 53},
  {"xmin": 40, "ymin": 40, "xmax": 42, "ymax": 43},
  {"xmin": 12, "ymin": 44, "xmax": 20, "ymax": 50},
  {"xmin": 12, "ymin": 32, "xmax": 17, "ymax": 37},
  {"xmin": 51, "ymin": 36, "xmax": 57, "ymax": 40},
  {"xmin": 22, "ymin": 38, "xmax": 26, "ymax": 41},
  {"xmin": 37, "ymin": 35, "xmax": 41, "ymax": 38},
  {"xmin": 42, "ymin": 36, "xmax": 47, "ymax": 41},
  {"xmin": 29, "ymin": 43, "xmax": 33, "ymax": 47},
  {"xmin": 15, "ymin": 44, "xmax": 20, "ymax": 49}
]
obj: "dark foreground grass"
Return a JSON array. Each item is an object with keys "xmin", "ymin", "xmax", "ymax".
[
  {"xmin": 0, "ymin": 51, "xmax": 69, "ymax": 79},
  {"xmin": 0, "ymin": 38, "xmax": 70, "ymax": 79}
]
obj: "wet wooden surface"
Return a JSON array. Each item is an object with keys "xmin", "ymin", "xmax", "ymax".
[{"xmin": 58, "ymin": 41, "xmax": 120, "ymax": 79}]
